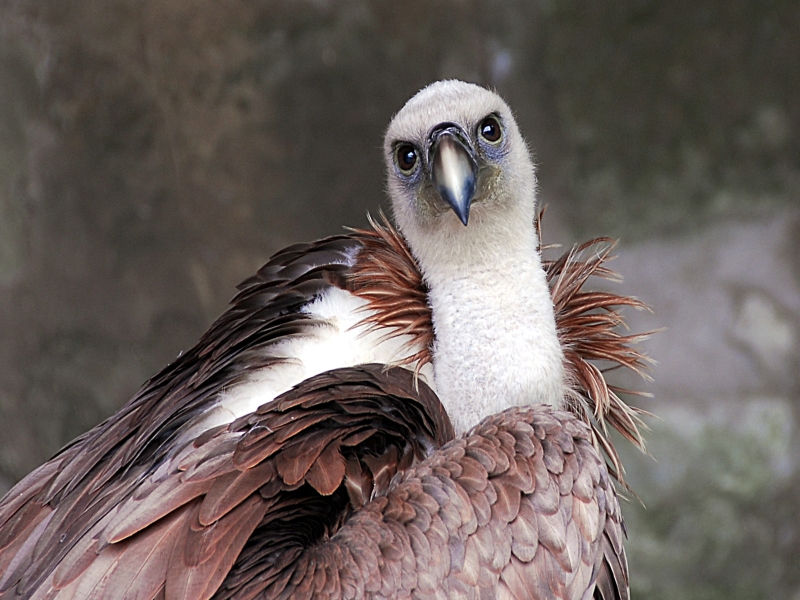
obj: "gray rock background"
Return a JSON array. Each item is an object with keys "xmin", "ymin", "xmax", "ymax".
[{"xmin": 0, "ymin": 1, "xmax": 798, "ymax": 597}]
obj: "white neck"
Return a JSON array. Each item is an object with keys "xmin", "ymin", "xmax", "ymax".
[{"xmin": 416, "ymin": 212, "xmax": 566, "ymax": 434}]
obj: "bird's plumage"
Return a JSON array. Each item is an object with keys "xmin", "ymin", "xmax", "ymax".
[{"xmin": 0, "ymin": 81, "xmax": 650, "ymax": 599}]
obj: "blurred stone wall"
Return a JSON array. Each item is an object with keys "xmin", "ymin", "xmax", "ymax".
[{"xmin": 0, "ymin": 1, "xmax": 798, "ymax": 598}]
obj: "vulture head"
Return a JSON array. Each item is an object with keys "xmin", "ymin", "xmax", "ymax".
[
  {"xmin": 385, "ymin": 80, "xmax": 538, "ymax": 270},
  {"xmin": 384, "ymin": 80, "xmax": 563, "ymax": 434}
]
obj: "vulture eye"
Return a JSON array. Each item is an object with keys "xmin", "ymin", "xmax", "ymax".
[
  {"xmin": 395, "ymin": 144, "xmax": 418, "ymax": 173},
  {"xmin": 479, "ymin": 116, "xmax": 503, "ymax": 144}
]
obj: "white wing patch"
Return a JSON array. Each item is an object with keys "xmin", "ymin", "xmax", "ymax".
[{"xmin": 183, "ymin": 287, "xmax": 430, "ymax": 439}]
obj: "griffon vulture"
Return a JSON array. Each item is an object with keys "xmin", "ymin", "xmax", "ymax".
[{"xmin": 0, "ymin": 81, "xmax": 650, "ymax": 600}]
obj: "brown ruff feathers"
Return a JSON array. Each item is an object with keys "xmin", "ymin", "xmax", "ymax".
[
  {"xmin": 349, "ymin": 212, "xmax": 652, "ymax": 483},
  {"xmin": 538, "ymin": 212, "xmax": 653, "ymax": 486},
  {"xmin": 346, "ymin": 214, "xmax": 434, "ymax": 370}
]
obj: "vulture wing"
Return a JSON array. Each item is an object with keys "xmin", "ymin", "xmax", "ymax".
[
  {"xmin": 218, "ymin": 402, "xmax": 626, "ymax": 600},
  {"xmin": 0, "ymin": 365, "xmax": 452, "ymax": 600}
]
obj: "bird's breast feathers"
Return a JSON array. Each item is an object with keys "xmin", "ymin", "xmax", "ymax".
[{"xmin": 427, "ymin": 255, "xmax": 566, "ymax": 433}]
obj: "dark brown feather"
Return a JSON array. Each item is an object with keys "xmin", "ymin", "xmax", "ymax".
[
  {"xmin": 0, "ymin": 236, "xmax": 368, "ymax": 596},
  {"xmin": 214, "ymin": 404, "xmax": 626, "ymax": 600}
]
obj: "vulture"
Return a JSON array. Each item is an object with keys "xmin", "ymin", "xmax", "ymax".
[{"xmin": 0, "ymin": 81, "xmax": 650, "ymax": 600}]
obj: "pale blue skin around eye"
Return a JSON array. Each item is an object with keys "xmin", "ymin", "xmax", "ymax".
[
  {"xmin": 392, "ymin": 118, "xmax": 508, "ymax": 198},
  {"xmin": 392, "ymin": 147, "xmax": 425, "ymax": 198},
  {"xmin": 395, "ymin": 132, "xmax": 506, "ymax": 179},
  {"xmin": 475, "ymin": 120, "xmax": 509, "ymax": 166}
]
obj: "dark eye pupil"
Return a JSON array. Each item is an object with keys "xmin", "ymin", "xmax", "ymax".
[
  {"xmin": 480, "ymin": 117, "xmax": 501, "ymax": 142},
  {"xmin": 396, "ymin": 145, "xmax": 417, "ymax": 172}
]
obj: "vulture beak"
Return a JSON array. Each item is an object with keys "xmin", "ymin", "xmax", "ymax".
[{"xmin": 430, "ymin": 126, "xmax": 477, "ymax": 226}]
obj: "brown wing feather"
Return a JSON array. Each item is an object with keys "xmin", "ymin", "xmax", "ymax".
[
  {"xmin": 211, "ymin": 366, "xmax": 453, "ymax": 599},
  {"xmin": 2, "ymin": 366, "xmax": 451, "ymax": 600},
  {"xmin": 222, "ymin": 405, "xmax": 625, "ymax": 600}
]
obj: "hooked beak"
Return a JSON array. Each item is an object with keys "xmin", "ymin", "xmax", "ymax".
[{"xmin": 430, "ymin": 127, "xmax": 477, "ymax": 226}]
